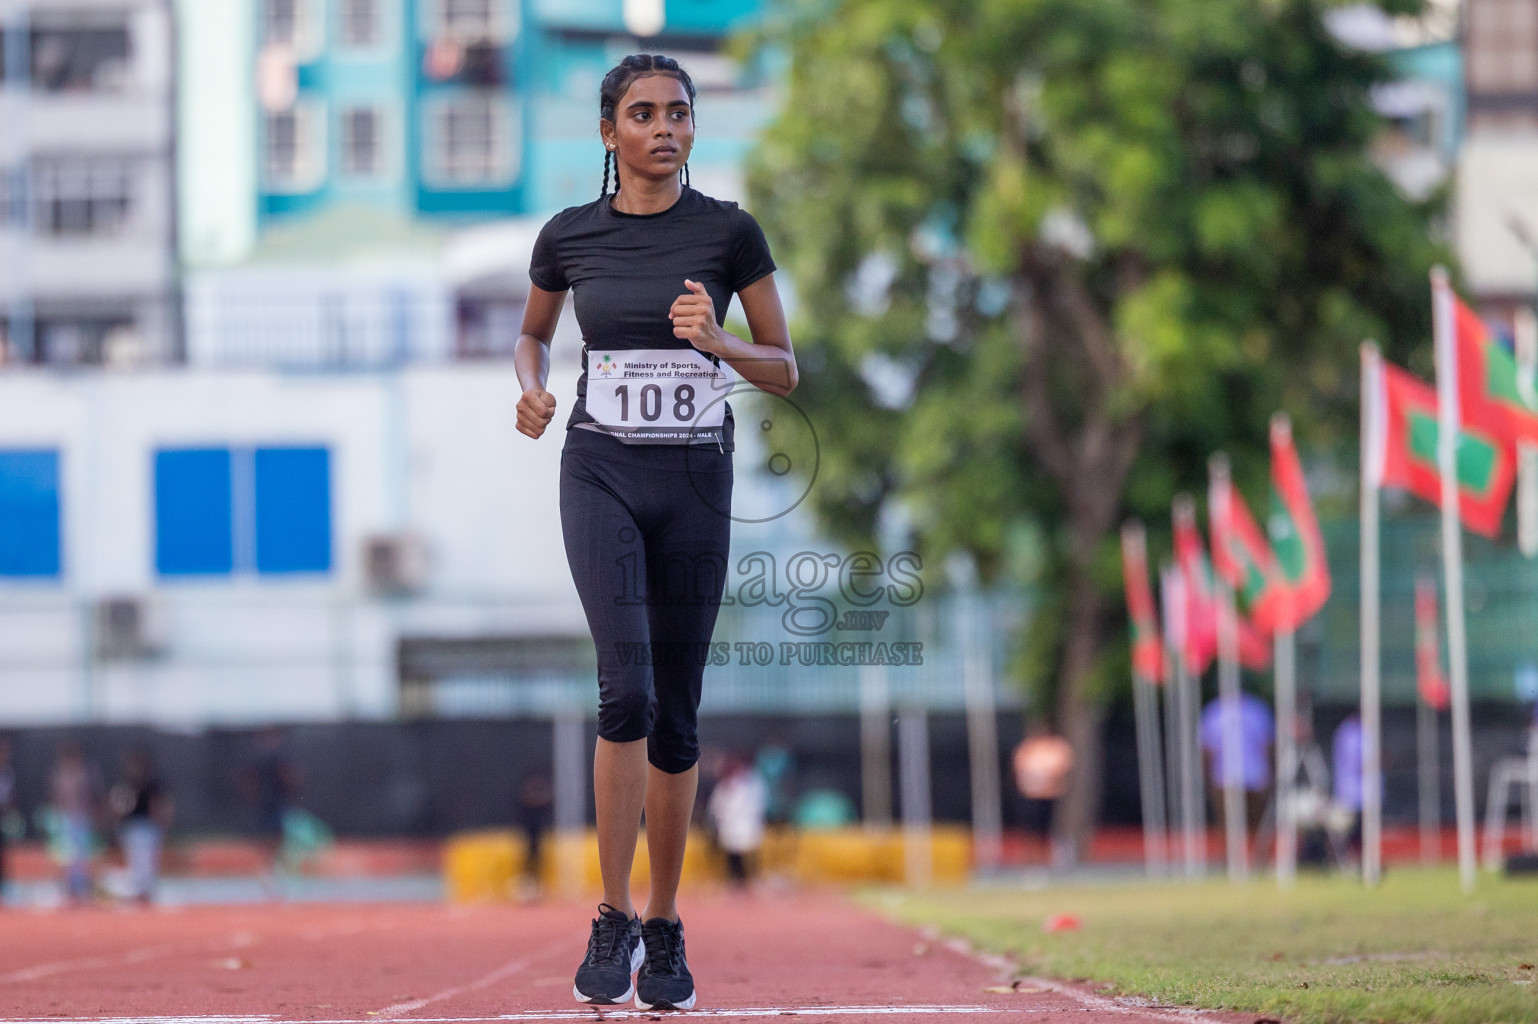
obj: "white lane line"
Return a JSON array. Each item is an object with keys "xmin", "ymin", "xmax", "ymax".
[
  {"xmin": 0, "ymin": 933, "xmax": 257, "ymax": 985},
  {"xmin": 0, "ymin": 1008, "xmax": 1025, "ymax": 1023},
  {"xmin": 373, "ymin": 956, "xmax": 538, "ymax": 1019},
  {"xmin": 1013, "ymin": 979, "xmax": 1215, "ymax": 1022}
]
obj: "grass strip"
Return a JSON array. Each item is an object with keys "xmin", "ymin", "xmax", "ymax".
[{"xmin": 867, "ymin": 868, "xmax": 1538, "ymax": 1024}]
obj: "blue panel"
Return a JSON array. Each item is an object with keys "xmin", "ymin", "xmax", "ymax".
[
  {"xmin": 254, "ymin": 447, "xmax": 332, "ymax": 574},
  {"xmin": 155, "ymin": 449, "xmax": 233, "ymax": 576},
  {"xmin": 664, "ymin": 0, "xmax": 763, "ymax": 33},
  {"xmin": 0, "ymin": 450, "xmax": 61, "ymax": 578}
]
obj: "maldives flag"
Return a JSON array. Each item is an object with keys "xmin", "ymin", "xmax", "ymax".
[
  {"xmin": 1174, "ymin": 496, "xmax": 1269, "ymax": 672},
  {"xmin": 1441, "ymin": 276, "xmax": 1538, "ymax": 445},
  {"xmin": 1415, "ymin": 574, "xmax": 1450, "ymax": 711},
  {"xmin": 1120, "ymin": 520, "xmax": 1164, "ymax": 684},
  {"xmin": 1264, "ymin": 415, "xmax": 1332, "ymax": 633},
  {"xmin": 1173, "ymin": 496, "xmax": 1218, "ymax": 674},
  {"xmin": 1364, "ymin": 347, "xmax": 1515, "ymax": 538},
  {"xmin": 1209, "ymin": 455, "xmax": 1285, "ymax": 628}
]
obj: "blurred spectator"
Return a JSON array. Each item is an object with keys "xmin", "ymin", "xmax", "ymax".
[
  {"xmin": 515, "ymin": 773, "xmax": 553, "ymax": 897},
  {"xmin": 244, "ymin": 728, "xmax": 298, "ymax": 892},
  {"xmin": 754, "ymin": 740, "xmax": 796, "ymax": 825},
  {"xmin": 1013, "ymin": 722, "xmax": 1073, "ymax": 865},
  {"xmin": 0, "ymin": 738, "xmax": 16, "ymax": 904},
  {"xmin": 1332, "ymin": 713, "xmax": 1365, "ymax": 858},
  {"xmin": 109, "ymin": 750, "xmax": 172, "ymax": 904},
  {"xmin": 49, "ymin": 742, "xmax": 103, "ymax": 904},
  {"xmin": 708, "ymin": 758, "xmax": 767, "ymax": 887},
  {"xmin": 1200, "ymin": 692, "xmax": 1274, "ymax": 832}
]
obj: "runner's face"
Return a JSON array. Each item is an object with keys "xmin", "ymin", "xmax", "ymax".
[{"xmin": 604, "ymin": 74, "xmax": 694, "ymax": 183}]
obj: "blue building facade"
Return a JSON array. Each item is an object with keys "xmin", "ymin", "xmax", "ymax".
[{"xmin": 256, "ymin": 0, "xmax": 768, "ymax": 228}]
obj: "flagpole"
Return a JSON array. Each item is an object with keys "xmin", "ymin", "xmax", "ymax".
[
  {"xmin": 1124, "ymin": 522, "xmax": 1168, "ymax": 880},
  {"xmin": 1431, "ymin": 267, "xmax": 1479, "ymax": 893},
  {"xmin": 1209, "ymin": 459, "xmax": 1250, "ymax": 884},
  {"xmin": 1416, "ymin": 572, "xmax": 1443, "ymax": 867},
  {"xmin": 1133, "ymin": 672, "xmax": 1168, "ymax": 879},
  {"xmin": 1163, "ymin": 564, "xmax": 1202, "ymax": 880},
  {"xmin": 1354, "ymin": 343, "xmax": 1383, "ymax": 888},
  {"xmin": 1418, "ymin": 679, "xmax": 1442, "ymax": 867},
  {"xmin": 1164, "ymin": 641, "xmax": 1182, "ymax": 867},
  {"xmin": 1270, "ymin": 414, "xmax": 1300, "ymax": 890},
  {"xmin": 1275, "ymin": 627, "xmax": 1298, "ymax": 888}
]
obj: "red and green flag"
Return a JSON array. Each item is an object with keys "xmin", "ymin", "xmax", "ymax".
[
  {"xmin": 1364, "ymin": 346, "xmax": 1515, "ymax": 538},
  {"xmin": 1263, "ymin": 414, "xmax": 1332, "ymax": 633},
  {"xmin": 1120, "ymin": 521, "xmax": 1164, "ymax": 684},
  {"xmin": 1444, "ymin": 279, "xmax": 1538, "ymax": 445},
  {"xmin": 1173, "ymin": 497, "xmax": 1218, "ymax": 674},
  {"xmin": 1415, "ymin": 573, "xmax": 1450, "ymax": 712},
  {"xmin": 1209, "ymin": 454, "xmax": 1286, "ymax": 629},
  {"xmin": 1174, "ymin": 496, "xmax": 1269, "ymax": 672}
]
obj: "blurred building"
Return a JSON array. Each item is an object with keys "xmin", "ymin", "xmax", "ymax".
[
  {"xmin": 1455, "ymin": 0, "xmax": 1538, "ymax": 320},
  {"xmin": 0, "ymin": 0, "xmax": 1014, "ymax": 733},
  {"xmin": 0, "ymin": 0, "xmax": 179, "ymax": 367}
]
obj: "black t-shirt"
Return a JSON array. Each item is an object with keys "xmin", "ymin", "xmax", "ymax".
[{"xmin": 528, "ymin": 187, "xmax": 777, "ymax": 451}]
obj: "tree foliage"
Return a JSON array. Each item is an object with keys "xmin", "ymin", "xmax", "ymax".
[{"xmin": 744, "ymin": 0, "xmax": 1446, "ymax": 844}]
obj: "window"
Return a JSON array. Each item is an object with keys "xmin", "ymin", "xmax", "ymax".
[
  {"xmin": 341, "ymin": 106, "xmax": 380, "ymax": 176},
  {"xmin": 155, "ymin": 446, "xmax": 331, "ymax": 578},
  {"xmin": 430, "ymin": 0, "xmax": 508, "ymax": 42},
  {"xmin": 155, "ymin": 449, "xmax": 233, "ymax": 576},
  {"xmin": 264, "ymin": 103, "xmax": 325, "ymax": 191},
  {"xmin": 427, "ymin": 92, "xmax": 514, "ymax": 185},
  {"xmin": 263, "ymin": 0, "xmax": 320, "ymax": 56},
  {"xmin": 32, "ymin": 158, "xmax": 132, "ymax": 237},
  {"xmin": 340, "ymin": 0, "xmax": 382, "ymax": 47},
  {"xmin": 264, "ymin": 0, "xmax": 299, "ymax": 45},
  {"xmin": 254, "ymin": 448, "xmax": 331, "ymax": 573},
  {"xmin": 0, "ymin": 450, "xmax": 61, "ymax": 578},
  {"xmin": 2, "ymin": 25, "xmax": 131, "ymax": 93}
]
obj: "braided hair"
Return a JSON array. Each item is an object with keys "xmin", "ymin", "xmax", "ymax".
[{"xmin": 599, "ymin": 53, "xmax": 697, "ymax": 200}]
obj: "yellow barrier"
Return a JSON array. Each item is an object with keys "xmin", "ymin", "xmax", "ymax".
[{"xmin": 443, "ymin": 825, "xmax": 973, "ymax": 903}]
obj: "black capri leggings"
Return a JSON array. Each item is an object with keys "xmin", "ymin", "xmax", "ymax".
[{"xmin": 559, "ymin": 427, "xmax": 733, "ymax": 774}]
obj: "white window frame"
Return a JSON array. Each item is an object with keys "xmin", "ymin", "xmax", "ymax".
[
  {"xmin": 421, "ymin": 0, "xmax": 517, "ymax": 44},
  {"xmin": 264, "ymin": 100, "xmax": 328, "ymax": 193},
  {"xmin": 422, "ymin": 91, "xmax": 519, "ymax": 188}
]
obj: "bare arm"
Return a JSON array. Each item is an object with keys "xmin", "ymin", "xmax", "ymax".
[
  {"xmin": 668, "ymin": 273, "xmax": 798, "ymax": 396},
  {"xmin": 515, "ymin": 285, "xmax": 568, "ymax": 439}
]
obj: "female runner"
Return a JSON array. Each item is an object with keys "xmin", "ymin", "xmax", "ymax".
[{"xmin": 513, "ymin": 53, "xmax": 797, "ymax": 1011}]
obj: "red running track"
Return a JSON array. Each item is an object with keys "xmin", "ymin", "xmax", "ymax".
[{"xmin": 0, "ymin": 891, "xmax": 1244, "ymax": 1023}]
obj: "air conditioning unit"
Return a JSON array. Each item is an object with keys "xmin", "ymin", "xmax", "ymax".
[
  {"xmin": 95, "ymin": 596, "xmax": 166, "ymax": 660},
  {"xmin": 362, "ymin": 533, "xmax": 428, "ymax": 595}
]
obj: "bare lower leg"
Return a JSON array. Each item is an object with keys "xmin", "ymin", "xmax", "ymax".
[
  {"xmin": 642, "ymin": 763, "xmax": 698, "ymax": 923},
  {"xmin": 594, "ymin": 737, "xmax": 649, "ymax": 917}
]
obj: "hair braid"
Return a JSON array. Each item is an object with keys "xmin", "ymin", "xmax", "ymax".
[{"xmin": 600, "ymin": 149, "xmax": 613, "ymax": 199}]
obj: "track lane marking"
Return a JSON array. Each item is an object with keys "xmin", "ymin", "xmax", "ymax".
[
  {"xmin": 373, "ymin": 956, "xmax": 538, "ymax": 1020},
  {"xmin": 0, "ymin": 1008, "xmax": 1024, "ymax": 1023}
]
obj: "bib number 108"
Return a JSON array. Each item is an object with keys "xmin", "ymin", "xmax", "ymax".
[{"xmin": 614, "ymin": 382, "xmax": 696, "ymax": 423}]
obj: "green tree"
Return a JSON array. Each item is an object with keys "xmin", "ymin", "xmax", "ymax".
[{"xmin": 745, "ymin": 0, "xmax": 1444, "ymax": 852}]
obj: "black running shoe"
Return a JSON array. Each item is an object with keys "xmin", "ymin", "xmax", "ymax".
[
  {"xmin": 572, "ymin": 904, "xmax": 644, "ymax": 1005},
  {"xmin": 635, "ymin": 916, "xmax": 696, "ymax": 1011}
]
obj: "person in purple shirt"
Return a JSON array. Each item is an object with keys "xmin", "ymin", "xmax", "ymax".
[
  {"xmin": 1201, "ymin": 691, "xmax": 1275, "ymax": 832},
  {"xmin": 1332, "ymin": 714, "xmax": 1366, "ymax": 856}
]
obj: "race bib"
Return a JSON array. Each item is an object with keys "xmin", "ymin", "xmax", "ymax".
[{"xmin": 586, "ymin": 348, "xmax": 728, "ymax": 443}]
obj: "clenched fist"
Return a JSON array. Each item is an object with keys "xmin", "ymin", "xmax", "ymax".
[{"xmin": 517, "ymin": 388, "xmax": 558, "ymax": 439}]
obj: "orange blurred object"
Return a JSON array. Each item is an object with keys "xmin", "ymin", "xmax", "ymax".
[{"xmin": 1042, "ymin": 913, "xmax": 1081, "ymax": 933}]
